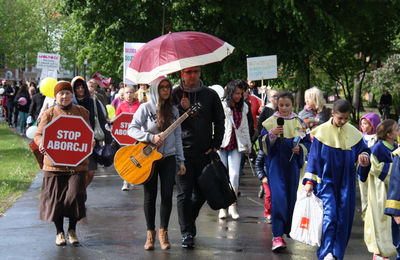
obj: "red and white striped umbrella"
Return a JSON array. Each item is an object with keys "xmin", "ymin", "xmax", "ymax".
[{"xmin": 126, "ymin": 31, "xmax": 235, "ymax": 84}]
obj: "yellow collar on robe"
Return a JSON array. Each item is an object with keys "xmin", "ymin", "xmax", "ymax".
[
  {"xmin": 392, "ymin": 147, "xmax": 400, "ymax": 157},
  {"xmin": 262, "ymin": 115, "xmax": 305, "ymax": 139},
  {"xmin": 311, "ymin": 118, "xmax": 362, "ymax": 150}
]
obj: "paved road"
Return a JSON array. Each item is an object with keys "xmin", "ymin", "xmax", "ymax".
[{"xmin": 0, "ymin": 162, "xmax": 379, "ymax": 260}]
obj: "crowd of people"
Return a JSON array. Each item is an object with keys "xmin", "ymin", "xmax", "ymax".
[{"xmin": 2, "ymin": 69, "xmax": 400, "ymax": 260}]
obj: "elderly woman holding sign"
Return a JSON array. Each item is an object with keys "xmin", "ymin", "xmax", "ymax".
[{"xmin": 34, "ymin": 81, "xmax": 91, "ymax": 247}]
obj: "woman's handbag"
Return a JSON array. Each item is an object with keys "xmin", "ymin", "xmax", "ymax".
[
  {"xmin": 94, "ymin": 143, "xmax": 115, "ymax": 167},
  {"xmin": 197, "ymin": 152, "xmax": 237, "ymax": 210},
  {"xmin": 93, "ymin": 98, "xmax": 105, "ymax": 141}
]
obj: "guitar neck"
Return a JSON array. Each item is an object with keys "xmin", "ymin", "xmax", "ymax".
[{"xmin": 160, "ymin": 112, "xmax": 190, "ymax": 139}]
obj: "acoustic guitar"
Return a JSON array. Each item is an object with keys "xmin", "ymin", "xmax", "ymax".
[{"xmin": 114, "ymin": 103, "xmax": 201, "ymax": 184}]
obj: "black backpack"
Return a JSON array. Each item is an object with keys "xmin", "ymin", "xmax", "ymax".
[{"xmin": 197, "ymin": 152, "xmax": 237, "ymax": 210}]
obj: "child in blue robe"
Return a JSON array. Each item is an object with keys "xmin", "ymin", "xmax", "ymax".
[
  {"xmin": 385, "ymin": 148, "xmax": 400, "ymax": 260},
  {"xmin": 364, "ymin": 119, "xmax": 398, "ymax": 260},
  {"xmin": 259, "ymin": 91, "xmax": 311, "ymax": 252},
  {"xmin": 303, "ymin": 99, "xmax": 370, "ymax": 260}
]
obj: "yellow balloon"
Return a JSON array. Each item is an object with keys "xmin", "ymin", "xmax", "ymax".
[
  {"xmin": 40, "ymin": 77, "xmax": 58, "ymax": 98},
  {"xmin": 106, "ymin": 104, "xmax": 116, "ymax": 119}
]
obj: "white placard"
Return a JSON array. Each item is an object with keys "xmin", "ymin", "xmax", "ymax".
[
  {"xmin": 123, "ymin": 42, "xmax": 145, "ymax": 85},
  {"xmin": 247, "ymin": 55, "xmax": 277, "ymax": 81},
  {"xmin": 40, "ymin": 67, "xmax": 58, "ymax": 80},
  {"xmin": 36, "ymin": 52, "xmax": 60, "ymax": 69}
]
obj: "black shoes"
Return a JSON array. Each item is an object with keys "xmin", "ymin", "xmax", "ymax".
[
  {"xmin": 258, "ymin": 185, "xmax": 265, "ymax": 198},
  {"xmin": 181, "ymin": 234, "xmax": 194, "ymax": 248}
]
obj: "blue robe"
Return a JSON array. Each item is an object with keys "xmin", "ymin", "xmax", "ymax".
[
  {"xmin": 385, "ymin": 148, "xmax": 400, "ymax": 260},
  {"xmin": 303, "ymin": 120, "xmax": 370, "ymax": 260},
  {"xmin": 259, "ymin": 113, "xmax": 311, "ymax": 238},
  {"xmin": 364, "ymin": 140, "xmax": 397, "ymax": 257}
]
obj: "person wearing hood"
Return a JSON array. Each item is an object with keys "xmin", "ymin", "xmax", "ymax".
[
  {"xmin": 71, "ymin": 76, "xmax": 112, "ymax": 188},
  {"xmin": 358, "ymin": 112, "xmax": 381, "ymax": 221},
  {"xmin": 128, "ymin": 76, "xmax": 185, "ymax": 250}
]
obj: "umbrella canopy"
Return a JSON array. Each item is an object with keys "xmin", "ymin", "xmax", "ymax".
[{"xmin": 126, "ymin": 31, "xmax": 235, "ymax": 84}]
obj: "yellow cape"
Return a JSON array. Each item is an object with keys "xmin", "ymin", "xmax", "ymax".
[
  {"xmin": 311, "ymin": 118, "xmax": 362, "ymax": 150},
  {"xmin": 262, "ymin": 115, "xmax": 305, "ymax": 139}
]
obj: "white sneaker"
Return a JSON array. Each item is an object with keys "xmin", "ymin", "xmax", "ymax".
[
  {"xmin": 218, "ymin": 209, "xmax": 228, "ymax": 219},
  {"xmin": 323, "ymin": 253, "xmax": 335, "ymax": 260},
  {"xmin": 121, "ymin": 181, "xmax": 130, "ymax": 191},
  {"xmin": 228, "ymin": 204, "xmax": 240, "ymax": 220}
]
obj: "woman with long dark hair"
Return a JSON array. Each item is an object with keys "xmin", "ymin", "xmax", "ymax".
[
  {"xmin": 218, "ymin": 79, "xmax": 252, "ymax": 220},
  {"xmin": 128, "ymin": 76, "xmax": 185, "ymax": 250},
  {"xmin": 15, "ymin": 83, "xmax": 31, "ymax": 135}
]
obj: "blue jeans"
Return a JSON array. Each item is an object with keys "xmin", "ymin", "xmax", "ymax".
[
  {"xmin": 18, "ymin": 111, "xmax": 28, "ymax": 134},
  {"xmin": 217, "ymin": 149, "xmax": 242, "ymax": 187}
]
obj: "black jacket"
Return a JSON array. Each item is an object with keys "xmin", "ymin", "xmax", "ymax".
[
  {"xmin": 14, "ymin": 93, "xmax": 31, "ymax": 113},
  {"xmin": 29, "ymin": 92, "xmax": 46, "ymax": 120},
  {"xmin": 171, "ymin": 83, "xmax": 225, "ymax": 158},
  {"xmin": 255, "ymin": 149, "xmax": 267, "ymax": 181},
  {"xmin": 5, "ymin": 85, "xmax": 18, "ymax": 107},
  {"xmin": 72, "ymin": 79, "xmax": 112, "ymax": 144}
]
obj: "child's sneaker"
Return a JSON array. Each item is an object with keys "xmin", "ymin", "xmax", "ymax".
[
  {"xmin": 271, "ymin": 236, "xmax": 286, "ymax": 251},
  {"xmin": 264, "ymin": 215, "xmax": 272, "ymax": 224},
  {"xmin": 372, "ymin": 254, "xmax": 389, "ymax": 260}
]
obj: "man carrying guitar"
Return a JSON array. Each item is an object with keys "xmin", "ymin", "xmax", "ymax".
[
  {"xmin": 128, "ymin": 76, "xmax": 185, "ymax": 251},
  {"xmin": 171, "ymin": 66, "xmax": 225, "ymax": 248}
]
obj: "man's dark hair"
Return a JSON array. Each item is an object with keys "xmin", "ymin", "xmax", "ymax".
[{"xmin": 333, "ymin": 99, "xmax": 352, "ymax": 113}]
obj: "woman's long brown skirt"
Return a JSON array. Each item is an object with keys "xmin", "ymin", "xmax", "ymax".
[{"xmin": 39, "ymin": 171, "xmax": 86, "ymax": 222}]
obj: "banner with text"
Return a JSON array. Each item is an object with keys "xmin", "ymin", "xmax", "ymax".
[
  {"xmin": 247, "ymin": 55, "xmax": 277, "ymax": 81},
  {"xmin": 123, "ymin": 42, "xmax": 145, "ymax": 85},
  {"xmin": 36, "ymin": 52, "xmax": 60, "ymax": 69}
]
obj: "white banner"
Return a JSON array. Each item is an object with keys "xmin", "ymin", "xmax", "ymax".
[
  {"xmin": 123, "ymin": 42, "xmax": 145, "ymax": 85},
  {"xmin": 247, "ymin": 55, "xmax": 277, "ymax": 81},
  {"xmin": 36, "ymin": 52, "xmax": 60, "ymax": 69},
  {"xmin": 40, "ymin": 67, "xmax": 58, "ymax": 80}
]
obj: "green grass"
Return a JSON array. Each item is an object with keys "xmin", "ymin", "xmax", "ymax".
[{"xmin": 0, "ymin": 122, "xmax": 40, "ymax": 216}]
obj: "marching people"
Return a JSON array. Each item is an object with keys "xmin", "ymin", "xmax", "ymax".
[
  {"xmin": 115, "ymin": 85, "xmax": 141, "ymax": 191},
  {"xmin": 87, "ymin": 78, "xmax": 109, "ymax": 108},
  {"xmin": 34, "ymin": 81, "xmax": 91, "ymax": 246},
  {"xmin": 28, "ymin": 90, "xmax": 46, "ymax": 125},
  {"xmin": 128, "ymin": 76, "xmax": 185, "ymax": 250},
  {"xmin": 259, "ymin": 91, "xmax": 311, "ymax": 252},
  {"xmin": 14, "ymin": 83, "xmax": 31, "ymax": 136},
  {"xmin": 304, "ymin": 99, "xmax": 371, "ymax": 260},
  {"xmin": 218, "ymin": 79, "xmax": 252, "ymax": 220},
  {"xmin": 256, "ymin": 88, "xmax": 279, "ymax": 198},
  {"xmin": 364, "ymin": 119, "xmax": 398, "ymax": 260},
  {"xmin": 171, "ymin": 66, "xmax": 225, "ymax": 248},
  {"xmin": 384, "ymin": 148, "xmax": 400, "ymax": 260},
  {"xmin": 71, "ymin": 76, "xmax": 112, "ymax": 188},
  {"xmin": 298, "ymin": 86, "xmax": 331, "ymax": 129},
  {"xmin": 359, "ymin": 113, "xmax": 381, "ymax": 220},
  {"xmin": 111, "ymin": 87, "xmax": 124, "ymax": 110},
  {"xmin": 5, "ymin": 80, "xmax": 19, "ymax": 128}
]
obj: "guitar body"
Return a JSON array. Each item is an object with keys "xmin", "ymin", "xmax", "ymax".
[{"xmin": 114, "ymin": 142, "xmax": 163, "ymax": 184}]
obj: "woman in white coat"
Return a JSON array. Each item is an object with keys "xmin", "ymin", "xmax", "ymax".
[{"xmin": 218, "ymin": 79, "xmax": 252, "ymax": 220}]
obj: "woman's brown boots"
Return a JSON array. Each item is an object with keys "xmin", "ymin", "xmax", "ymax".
[
  {"xmin": 144, "ymin": 230, "xmax": 156, "ymax": 250},
  {"xmin": 144, "ymin": 229, "xmax": 171, "ymax": 250},
  {"xmin": 158, "ymin": 228, "xmax": 171, "ymax": 250}
]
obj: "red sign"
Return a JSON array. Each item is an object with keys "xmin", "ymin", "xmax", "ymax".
[
  {"xmin": 42, "ymin": 115, "xmax": 94, "ymax": 167},
  {"xmin": 111, "ymin": 113, "xmax": 137, "ymax": 145}
]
